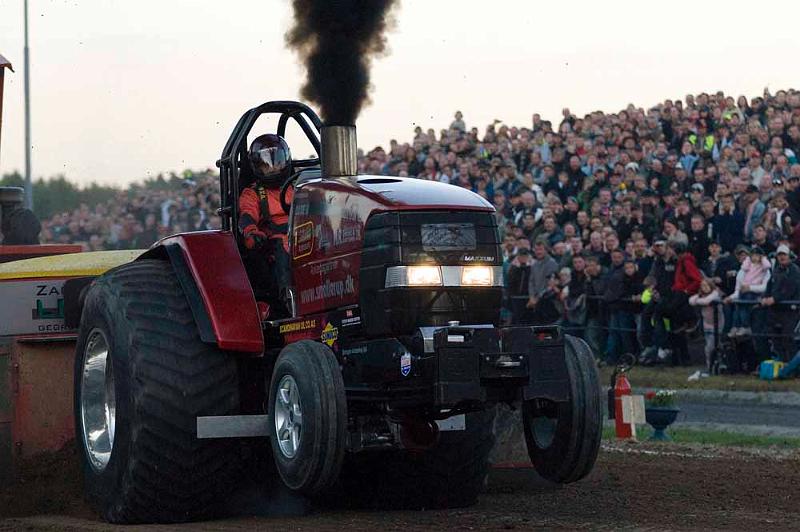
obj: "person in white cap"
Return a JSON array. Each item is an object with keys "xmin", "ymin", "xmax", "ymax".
[{"xmin": 761, "ymin": 244, "xmax": 800, "ymax": 360}]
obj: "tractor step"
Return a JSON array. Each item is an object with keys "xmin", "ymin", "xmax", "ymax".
[{"xmin": 196, "ymin": 415, "xmax": 269, "ymax": 438}]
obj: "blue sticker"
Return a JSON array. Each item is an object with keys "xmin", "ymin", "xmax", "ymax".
[{"xmin": 400, "ymin": 352, "xmax": 412, "ymax": 377}]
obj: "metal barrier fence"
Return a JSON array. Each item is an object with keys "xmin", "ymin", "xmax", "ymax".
[
  {"xmin": 507, "ymin": 295, "xmax": 799, "ymax": 333},
  {"xmin": 505, "ymin": 294, "xmax": 800, "ymax": 365}
]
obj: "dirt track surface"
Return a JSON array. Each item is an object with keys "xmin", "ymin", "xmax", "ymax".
[{"xmin": 2, "ymin": 442, "xmax": 799, "ymax": 531}]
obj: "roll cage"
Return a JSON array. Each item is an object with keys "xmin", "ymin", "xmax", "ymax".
[{"xmin": 215, "ymin": 101, "xmax": 322, "ymax": 235}]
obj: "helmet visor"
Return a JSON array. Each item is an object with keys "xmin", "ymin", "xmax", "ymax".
[{"xmin": 253, "ymin": 146, "xmax": 288, "ymax": 175}]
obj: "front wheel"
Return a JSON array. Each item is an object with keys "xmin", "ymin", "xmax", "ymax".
[
  {"xmin": 268, "ymin": 340, "xmax": 347, "ymax": 494},
  {"xmin": 523, "ymin": 334, "xmax": 602, "ymax": 484}
]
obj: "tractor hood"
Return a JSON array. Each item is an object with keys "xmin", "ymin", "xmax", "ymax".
[
  {"xmin": 354, "ymin": 176, "xmax": 494, "ymax": 211},
  {"xmin": 301, "ymin": 170, "xmax": 494, "ymax": 212},
  {"xmin": 318, "ymin": 124, "xmax": 492, "ymax": 211}
]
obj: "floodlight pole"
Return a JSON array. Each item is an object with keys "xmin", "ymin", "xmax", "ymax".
[
  {"xmin": 24, "ymin": 0, "xmax": 33, "ymax": 209},
  {"xmin": 0, "ymin": 55, "xmax": 13, "ymax": 171}
]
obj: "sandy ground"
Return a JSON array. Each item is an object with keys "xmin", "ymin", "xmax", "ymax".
[{"xmin": 1, "ymin": 441, "xmax": 798, "ymax": 531}]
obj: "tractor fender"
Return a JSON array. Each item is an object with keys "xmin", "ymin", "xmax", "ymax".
[{"xmin": 138, "ymin": 231, "xmax": 264, "ymax": 354}]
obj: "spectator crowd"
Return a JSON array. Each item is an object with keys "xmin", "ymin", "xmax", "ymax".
[
  {"xmin": 359, "ymin": 89, "xmax": 800, "ymax": 375},
  {"xmin": 37, "ymin": 171, "xmax": 223, "ymax": 251},
  {"xmin": 31, "ymin": 88, "xmax": 800, "ymax": 376}
]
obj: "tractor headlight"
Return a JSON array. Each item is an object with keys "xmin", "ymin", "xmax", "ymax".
[
  {"xmin": 385, "ymin": 265, "xmax": 502, "ymax": 288},
  {"xmin": 385, "ymin": 265, "xmax": 442, "ymax": 287},
  {"xmin": 461, "ymin": 266, "xmax": 493, "ymax": 286},
  {"xmin": 406, "ymin": 266, "xmax": 443, "ymax": 286}
]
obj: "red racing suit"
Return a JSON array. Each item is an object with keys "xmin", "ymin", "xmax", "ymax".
[{"xmin": 238, "ymin": 183, "xmax": 294, "ymax": 251}]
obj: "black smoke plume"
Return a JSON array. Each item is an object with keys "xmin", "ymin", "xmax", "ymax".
[{"xmin": 286, "ymin": 0, "xmax": 398, "ymax": 125}]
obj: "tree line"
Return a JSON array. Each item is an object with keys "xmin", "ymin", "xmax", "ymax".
[{"xmin": 0, "ymin": 171, "xmax": 199, "ymax": 219}]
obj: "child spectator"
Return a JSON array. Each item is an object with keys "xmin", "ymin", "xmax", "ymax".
[
  {"xmin": 690, "ymin": 279, "xmax": 725, "ymax": 372},
  {"xmin": 724, "ymin": 246, "xmax": 771, "ymax": 336}
]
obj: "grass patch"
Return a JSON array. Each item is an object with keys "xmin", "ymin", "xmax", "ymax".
[
  {"xmin": 599, "ymin": 365, "xmax": 800, "ymax": 393},
  {"xmin": 602, "ymin": 425, "xmax": 800, "ymax": 448}
]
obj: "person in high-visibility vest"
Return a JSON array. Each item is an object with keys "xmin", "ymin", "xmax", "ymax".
[{"xmin": 688, "ymin": 120, "xmax": 716, "ymax": 156}]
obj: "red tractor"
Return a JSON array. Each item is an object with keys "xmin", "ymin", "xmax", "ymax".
[{"xmin": 69, "ymin": 101, "xmax": 601, "ymax": 523}]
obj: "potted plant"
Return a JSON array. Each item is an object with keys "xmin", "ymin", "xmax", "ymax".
[{"xmin": 644, "ymin": 390, "xmax": 680, "ymax": 441}]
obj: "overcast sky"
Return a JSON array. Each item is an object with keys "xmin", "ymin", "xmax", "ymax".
[{"xmin": 0, "ymin": 0, "xmax": 799, "ymax": 186}]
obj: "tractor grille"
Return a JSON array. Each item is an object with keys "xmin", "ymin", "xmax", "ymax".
[{"xmin": 359, "ymin": 210, "xmax": 502, "ymax": 337}]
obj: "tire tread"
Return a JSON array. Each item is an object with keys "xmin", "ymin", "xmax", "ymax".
[
  {"xmin": 78, "ymin": 259, "xmax": 240, "ymax": 523},
  {"xmin": 523, "ymin": 334, "xmax": 602, "ymax": 484}
]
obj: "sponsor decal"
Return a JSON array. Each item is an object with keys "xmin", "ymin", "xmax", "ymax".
[
  {"xmin": 36, "ymin": 323, "xmax": 71, "ymax": 332},
  {"xmin": 0, "ymin": 280, "xmax": 72, "ymax": 336},
  {"xmin": 309, "ymin": 260, "xmax": 339, "ymax": 276},
  {"xmin": 316, "ymin": 223, "xmax": 333, "ymax": 250},
  {"xmin": 400, "ymin": 352, "xmax": 412, "ymax": 377},
  {"xmin": 279, "ymin": 319, "xmax": 317, "ymax": 334},
  {"xmin": 300, "ymin": 274, "xmax": 355, "ymax": 305},
  {"xmin": 293, "ymin": 221, "xmax": 314, "ymax": 259},
  {"xmin": 334, "ymin": 223, "xmax": 361, "ymax": 246},
  {"xmin": 342, "ymin": 346, "xmax": 368, "ymax": 356},
  {"xmin": 341, "ymin": 315, "xmax": 361, "ymax": 328},
  {"xmin": 32, "ymin": 283, "xmax": 65, "ymax": 319},
  {"xmin": 334, "ymin": 207, "xmax": 363, "ymax": 247},
  {"xmin": 421, "ymin": 223, "xmax": 476, "ymax": 251},
  {"xmin": 32, "ymin": 299, "xmax": 64, "ymax": 320},
  {"xmin": 320, "ymin": 322, "xmax": 339, "ymax": 347},
  {"xmin": 463, "ymin": 255, "xmax": 495, "ymax": 262},
  {"xmin": 36, "ymin": 285, "xmax": 62, "ymax": 296}
]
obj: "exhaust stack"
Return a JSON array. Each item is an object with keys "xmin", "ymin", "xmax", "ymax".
[{"xmin": 321, "ymin": 125, "xmax": 357, "ymax": 178}]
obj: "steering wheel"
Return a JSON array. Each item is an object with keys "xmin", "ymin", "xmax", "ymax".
[{"xmin": 280, "ymin": 170, "xmax": 303, "ymax": 214}]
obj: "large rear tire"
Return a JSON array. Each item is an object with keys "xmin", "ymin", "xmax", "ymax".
[
  {"xmin": 522, "ymin": 334, "xmax": 601, "ymax": 484},
  {"xmin": 74, "ymin": 260, "xmax": 241, "ymax": 523},
  {"xmin": 268, "ymin": 340, "xmax": 347, "ymax": 494},
  {"xmin": 341, "ymin": 409, "xmax": 496, "ymax": 509}
]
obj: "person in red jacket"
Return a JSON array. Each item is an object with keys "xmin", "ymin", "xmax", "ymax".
[
  {"xmin": 666, "ymin": 241, "xmax": 701, "ymax": 365},
  {"xmin": 238, "ymin": 134, "xmax": 295, "ymax": 314},
  {"xmin": 673, "ymin": 242, "xmax": 702, "ymax": 295}
]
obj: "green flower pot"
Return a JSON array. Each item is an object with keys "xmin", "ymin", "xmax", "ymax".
[{"xmin": 645, "ymin": 407, "xmax": 680, "ymax": 441}]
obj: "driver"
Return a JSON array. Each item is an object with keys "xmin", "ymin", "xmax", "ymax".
[{"xmin": 238, "ymin": 134, "xmax": 294, "ymax": 312}]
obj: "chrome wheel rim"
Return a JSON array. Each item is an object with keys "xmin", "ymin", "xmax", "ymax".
[
  {"xmin": 80, "ymin": 328, "xmax": 116, "ymax": 472},
  {"xmin": 274, "ymin": 375, "xmax": 302, "ymax": 459},
  {"xmin": 531, "ymin": 416, "xmax": 557, "ymax": 449}
]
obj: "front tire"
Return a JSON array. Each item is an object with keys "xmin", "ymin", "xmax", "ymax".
[
  {"xmin": 74, "ymin": 260, "xmax": 241, "ymax": 523},
  {"xmin": 268, "ymin": 340, "xmax": 347, "ymax": 494},
  {"xmin": 522, "ymin": 334, "xmax": 602, "ymax": 484}
]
